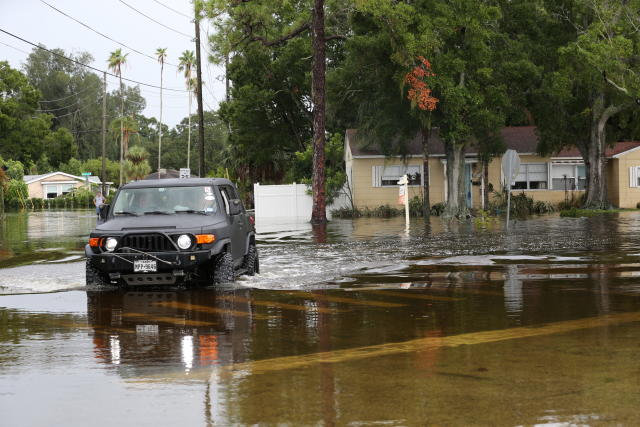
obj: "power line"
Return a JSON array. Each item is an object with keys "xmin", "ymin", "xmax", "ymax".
[
  {"xmin": 45, "ymin": 100, "xmax": 102, "ymax": 119},
  {"xmin": 0, "ymin": 39, "xmax": 31, "ymax": 55},
  {"xmin": 116, "ymin": 0, "xmax": 192, "ymax": 39},
  {"xmin": 37, "ymin": 102, "xmax": 79, "ymax": 112},
  {"xmin": 39, "ymin": 0, "xmax": 179, "ymax": 68},
  {"xmin": 0, "ymin": 28, "xmax": 188, "ymax": 93},
  {"xmin": 151, "ymin": 0, "xmax": 192, "ymax": 19},
  {"xmin": 39, "ymin": 82, "xmax": 103, "ymax": 103}
]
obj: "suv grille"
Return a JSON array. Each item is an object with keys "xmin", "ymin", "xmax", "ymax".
[{"xmin": 120, "ymin": 234, "xmax": 174, "ymax": 252}]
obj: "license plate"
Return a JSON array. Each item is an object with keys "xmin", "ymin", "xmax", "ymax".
[{"xmin": 134, "ymin": 259, "xmax": 157, "ymax": 272}]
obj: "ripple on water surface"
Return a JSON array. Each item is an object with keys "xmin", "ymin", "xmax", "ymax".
[{"xmin": 2, "ymin": 212, "xmax": 640, "ymax": 293}]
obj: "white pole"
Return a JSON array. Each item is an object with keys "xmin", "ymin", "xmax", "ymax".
[
  {"xmin": 404, "ymin": 174, "xmax": 409, "ymax": 228},
  {"xmin": 506, "ymin": 187, "xmax": 511, "ymax": 229}
]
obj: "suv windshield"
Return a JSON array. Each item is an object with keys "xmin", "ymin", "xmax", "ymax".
[{"xmin": 112, "ymin": 186, "xmax": 219, "ymax": 215}]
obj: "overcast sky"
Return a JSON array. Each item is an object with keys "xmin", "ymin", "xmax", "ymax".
[{"xmin": 0, "ymin": 0, "xmax": 225, "ymax": 127}]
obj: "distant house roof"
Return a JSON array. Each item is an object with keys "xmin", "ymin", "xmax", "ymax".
[
  {"xmin": 346, "ymin": 126, "xmax": 640, "ymax": 159},
  {"xmin": 346, "ymin": 126, "xmax": 539, "ymax": 157},
  {"xmin": 144, "ymin": 169, "xmax": 181, "ymax": 179},
  {"xmin": 555, "ymin": 141, "xmax": 640, "ymax": 159},
  {"xmin": 23, "ymin": 171, "xmax": 109, "ymax": 185}
]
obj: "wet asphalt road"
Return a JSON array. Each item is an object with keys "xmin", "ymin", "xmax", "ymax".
[{"xmin": 2, "ymin": 210, "xmax": 640, "ymax": 425}]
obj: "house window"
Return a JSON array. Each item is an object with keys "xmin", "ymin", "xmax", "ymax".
[
  {"xmin": 629, "ymin": 166, "xmax": 640, "ymax": 188},
  {"xmin": 373, "ymin": 165, "xmax": 422, "ymax": 187},
  {"xmin": 512, "ymin": 163, "xmax": 548, "ymax": 190},
  {"xmin": 42, "ymin": 182, "xmax": 77, "ymax": 198},
  {"xmin": 551, "ymin": 163, "xmax": 586, "ymax": 190},
  {"xmin": 60, "ymin": 183, "xmax": 74, "ymax": 195},
  {"xmin": 44, "ymin": 184, "xmax": 59, "ymax": 199}
]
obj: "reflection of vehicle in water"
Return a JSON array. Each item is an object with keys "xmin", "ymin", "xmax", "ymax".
[
  {"xmin": 87, "ymin": 290, "xmax": 253, "ymax": 376},
  {"xmin": 85, "ymin": 178, "xmax": 259, "ymax": 287}
]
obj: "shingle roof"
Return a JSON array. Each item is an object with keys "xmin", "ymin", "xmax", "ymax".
[
  {"xmin": 555, "ymin": 141, "xmax": 640, "ymax": 158},
  {"xmin": 346, "ymin": 126, "xmax": 640, "ymax": 159},
  {"xmin": 346, "ymin": 126, "xmax": 539, "ymax": 157}
]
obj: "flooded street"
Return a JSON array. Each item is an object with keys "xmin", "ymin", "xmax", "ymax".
[{"xmin": 2, "ymin": 210, "xmax": 640, "ymax": 425}]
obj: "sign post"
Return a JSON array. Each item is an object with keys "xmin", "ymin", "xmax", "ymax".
[
  {"xmin": 398, "ymin": 174, "xmax": 409, "ymax": 228},
  {"xmin": 81, "ymin": 172, "xmax": 92, "ymax": 189},
  {"xmin": 501, "ymin": 149, "xmax": 521, "ymax": 229}
]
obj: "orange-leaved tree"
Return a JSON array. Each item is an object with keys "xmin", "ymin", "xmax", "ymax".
[{"xmin": 404, "ymin": 56, "xmax": 438, "ymax": 216}]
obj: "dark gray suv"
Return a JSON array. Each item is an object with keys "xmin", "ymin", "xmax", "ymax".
[{"xmin": 85, "ymin": 178, "xmax": 258, "ymax": 287}]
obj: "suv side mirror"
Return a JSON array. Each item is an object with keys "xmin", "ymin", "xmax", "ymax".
[
  {"xmin": 99, "ymin": 204, "xmax": 110, "ymax": 221},
  {"xmin": 229, "ymin": 199, "xmax": 242, "ymax": 215}
]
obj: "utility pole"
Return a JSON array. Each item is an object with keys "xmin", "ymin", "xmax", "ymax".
[
  {"xmin": 225, "ymin": 53, "xmax": 230, "ymax": 102},
  {"xmin": 101, "ymin": 72, "xmax": 107, "ymax": 196},
  {"xmin": 194, "ymin": 15, "xmax": 206, "ymax": 178},
  {"xmin": 158, "ymin": 71, "xmax": 163, "ymax": 174}
]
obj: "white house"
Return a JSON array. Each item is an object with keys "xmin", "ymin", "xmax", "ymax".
[{"xmin": 23, "ymin": 172, "xmax": 112, "ymax": 199}]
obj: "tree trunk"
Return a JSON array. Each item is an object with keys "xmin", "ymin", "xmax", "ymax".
[
  {"xmin": 119, "ymin": 76, "xmax": 124, "ymax": 187},
  {"xmin": 187, "ymin": 79, "xmax": 192, "ymax": 170},
  {"xmin": 195, "ymin": 18, "xmax": 206, "ymax": 178},
  {"xmin": 310, "ymin": 0, "xmax": 327, "ymax": 224},
  {"xmin": 582, "ymin": 94, "xmax": 627, "ymax": 209},
  {"xmin": 483, "ymin": 159, "xmax": 489, "ymax": 209},
  {"xmin": 421, "ymin": 126, "xmax": 430, "ymax": 217},
  {"xmin": 158, "ymin": 62, "xmax": 163, "ymax": 173},
  {"xmin": 444, "ymin": 142, "xmax": 468, "ymax": 217}
]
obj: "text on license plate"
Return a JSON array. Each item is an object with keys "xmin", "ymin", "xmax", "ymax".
[{"xmin": 134, "ymin": 259, "xmax": 157, "ymax": 272}]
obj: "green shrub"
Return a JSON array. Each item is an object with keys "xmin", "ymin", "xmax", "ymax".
[
  {"xmin": 409, "ymin": 196, "xmax": 424, "ymax": 217},
  {"xmin": 4, "ymin": 179, "xmax": 28, "ymax": 209},
  {"xmin": 430, "ymin": 202, "xmax": 446, "ymax": 216},
  {"xmin": 331, "ymin": 207, "xmax": 362, "ymax": 218}
]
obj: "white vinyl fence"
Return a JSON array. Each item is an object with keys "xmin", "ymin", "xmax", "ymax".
[{"xmin": 253, "ymin": 183, "xmax": 350, "ymax": 220}]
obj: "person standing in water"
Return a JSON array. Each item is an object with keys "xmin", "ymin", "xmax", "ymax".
[{"xmin": 94, "ymin": 191, "xmax": 105, "ymax": 217}]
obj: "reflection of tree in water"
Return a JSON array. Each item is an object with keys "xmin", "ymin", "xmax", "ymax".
[{"xmin": 312, "ymin": 222, "xmax": 328, "ymax": 244}]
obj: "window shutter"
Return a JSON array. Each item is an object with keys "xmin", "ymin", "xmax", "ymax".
[
  {"xmin": 630, "ymin": 167, "xmax": 637, "ymax": 188},
  {"xmin": 372, "ymin": 166, "xmax": 379, "ymax": 187}
]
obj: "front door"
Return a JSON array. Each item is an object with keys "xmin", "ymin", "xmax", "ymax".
[
  {"xmin": 465, "ymin": 164, "xmax": 473, "ymax": 208},
  {"xmin": 219, "ymin": 185, "xmax": 246, "ymax": 262}
]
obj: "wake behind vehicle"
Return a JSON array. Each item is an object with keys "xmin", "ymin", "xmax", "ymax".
[{"xmin": 85, "ymin": 178, "xmax": 258, "ymax": 287}]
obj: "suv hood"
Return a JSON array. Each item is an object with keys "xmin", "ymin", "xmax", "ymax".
[{"xmin": 96, "ymin": 214, "xmax": 225, "ymax": 232}]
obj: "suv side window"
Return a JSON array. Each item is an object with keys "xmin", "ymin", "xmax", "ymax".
[{"xmin": 219, "ymin": 187, "xmax": 231, "ymax": 215}]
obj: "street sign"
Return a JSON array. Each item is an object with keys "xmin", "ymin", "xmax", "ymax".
[
  {"xmin": 81, "ymin": 172, "xmax": 92, "ymax": 176},
  {"xmin": 501, "ymin": 149, "xmax": 520, "ymax": 187},
  {"xmin": 501, "ymin": 149, "xmax": 521, "ymax": 230},
  {"xmin": 398, "ymin": 185, "xmax": 406, "ymax": 205},
  {"xmin": 179, "ymin": 168, "xmax": 191, "ymax": 179}
]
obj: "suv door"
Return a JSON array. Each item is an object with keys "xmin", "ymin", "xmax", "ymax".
[{"xmin": 219, "ymin": 185, "xmax": 247, "ymax": 262}]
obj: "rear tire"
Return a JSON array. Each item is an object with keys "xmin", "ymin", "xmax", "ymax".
[
  {"xmin": 85, "ymin": 258, "xmax": 110, "ymax": 287},
  {"xmin": 242, "ymin": 244, "xmax": 259, "ymax": 276},
  {"xmin": 213, "ymin": 252, "xmax": 234, "ymax": 284}
]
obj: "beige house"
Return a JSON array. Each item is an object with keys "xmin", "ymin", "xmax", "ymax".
[
  {"xmin": 345, "ymin": 126, "xmax": 640, "ymax": 209},
  {"xmin": 23, "ymin": 172, "xmax": 111, "ymax": 199}
]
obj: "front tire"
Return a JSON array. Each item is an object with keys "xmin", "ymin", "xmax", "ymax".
[
  {"xmin": 213, "ymin": 252, "xmax": 234, "ymax": 284},
  {"xmin": 85, "ymin": 258, "xmax": 110, "ymax": 287}
]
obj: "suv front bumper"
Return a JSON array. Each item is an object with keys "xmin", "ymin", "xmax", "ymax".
[{"xmin": 87, "ymin": 247, "xmax": 212, "ymax": 275}]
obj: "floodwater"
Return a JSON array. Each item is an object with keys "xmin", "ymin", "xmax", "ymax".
[{"xmin": 2, "ymin": 210, "xmax": 640, "ymax": 425}]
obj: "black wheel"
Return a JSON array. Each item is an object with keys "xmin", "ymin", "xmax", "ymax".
[
  {"xmin": 242, "ymin": 244, "xmax": 259, "ymax": 276},
  {"xmin": 85, "ymin": 258, "xmax": 110, "ymax": 287},
  {"xmin": 213, "ymin": 252, "xmax": 235, "ymax": 284}
]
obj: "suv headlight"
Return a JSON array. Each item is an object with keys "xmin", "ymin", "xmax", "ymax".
[
  {"xmin": 177, "ymin": 234, "xmax": 192, "ymax": 250},
  {"xmin": 104, "ymin": 237, "xmax": 118, "ymax": 252}
]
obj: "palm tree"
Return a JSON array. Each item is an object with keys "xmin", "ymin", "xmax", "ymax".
[
  {"xmin": 124, "ymin": 145, "xmax": 152, "ymax": 181},
  {"xmin": 156, "ymin": 48, "xmax": 167, "ymax": 174},
  {"xmin": 109, "ymin": 116, "xmax": 138, "ymax": 156},
  {"xmin": 107, "ymin": 48, "xmax": 128, "ymax": 186},
  {"xmin": 178, "ymin": 50, "xmax": 196, "ymax": 170}
]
